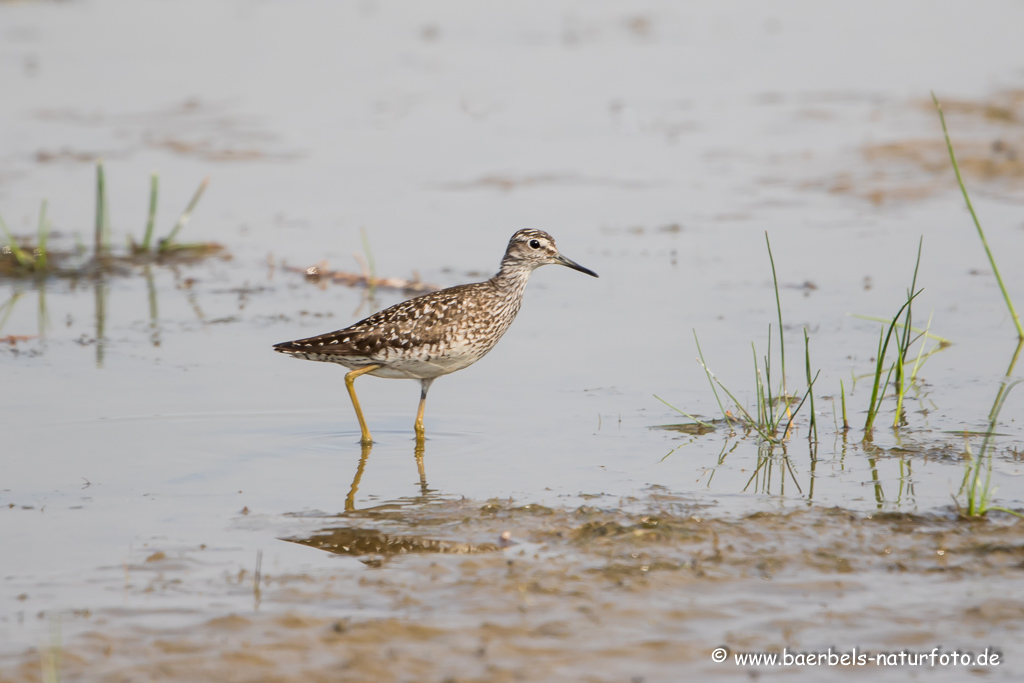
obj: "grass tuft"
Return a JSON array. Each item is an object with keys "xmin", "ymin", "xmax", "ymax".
[
  {"xmin": 863, "ymin": 240, "xmax": 923, "ymax": 438},
  {"xmin": 670, "ymin": 233, "xmax": 818, "ymax": 448},
  {"xmin": 2, "ymin": 166, "xmax": 216, "ymax": 278}
]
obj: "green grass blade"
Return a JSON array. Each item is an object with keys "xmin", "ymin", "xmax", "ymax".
[
  {"xmin": 864, "ymin": 290, "xmax": 920, "ymax": 435},
  {"xmin": 909, "ymin": 311, "xmax": 935, "ymax": 381},
  {"xmin": 782, "ymin": 369, "xmax": 820, "ymax": 442},
  {"xmin": 933, "ymin": 92, "xmax": 1023, "ymax": 340},
  {"xmin": 753, "ymin": 342, "xmax": 766, "ymax": 427},
  {"xmin": 804, "ymin": 327, "xmax": 817, "ymax": 443},
  {"xmin": 95, "ymin": 160, "xmax": 110, "ymax": 256},
  {"xmin": 849, "ymin": 314, "xmax": 952, "ymax": 346},
  {"xmin": 36, "ymin": 199, "xmax": 50, "ymax": 271},
  {"xmin": 840, "ymin": 379, "xmax": 849, "ymax": 431},
  {"xmin": 765, "ymin": 232, "xmax": 786, "ymax": 397},
  {"xmin": 694, "ymin": 330, "xmax": 733, "ymax": 424},
  {"xmin": 142, "ymin": 171, "xmax": 159, "ymax": 252},
  {"xmin": 893, "ymin": 344, "xmax": 907, "ymax": 428},
  {"xmin": 979, "ymin": 379, "xmax": 1021, "ymax": 465},
  {"xmin": 764, "ymin": 328, "xmax": 778, "ymax": 430},
  {"xmin": 893, "ymin": 239, "xmax": 923, "ymax": 427},
  {"xmin": 695, "ymin": 355, "xmax": 779, "ymax": 444},
  {"xmin": 988, "ymin": 340, "xmax": 1023, "ymax": 422},
  {"xmin": 653, "ymin": 394, "xmax": 715, "ymax": 429},
  {"xmin": 159, "ymin": 176, "xmax": 209, "ymax": 251},
  {"xmin": 864, "ymin": 327, "xmax": 887, "ymax": 434}
]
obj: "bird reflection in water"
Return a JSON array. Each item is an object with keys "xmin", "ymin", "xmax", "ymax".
[
  {"xmin": 344, "ymin": 439, "xmax": 431, "ymax": 512},
  {"xmin": 284, "ymin": 440, "xmax": 500, "ymax": 560}
]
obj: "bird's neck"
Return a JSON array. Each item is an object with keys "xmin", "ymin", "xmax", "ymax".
[{"xmin": 490, "ymin": 259, "xmax": 533, "ymax": 298}]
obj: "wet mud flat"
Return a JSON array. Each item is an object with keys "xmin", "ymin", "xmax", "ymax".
[{"xmin": 3, "ymin": 495, "xmax": 1023, "ymax": 682}]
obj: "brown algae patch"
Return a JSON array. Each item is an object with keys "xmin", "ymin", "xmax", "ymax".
[
  {"xmin": 823, "ymin": 89, "xmax": 1024, "ymax": 205},
  {"xmin": 32, "ymin": 99, "xmax": 302, "ymax": 164},
  {"xmin": 6, "ymin": 498, "xmax": 1024, "ymax": 681}
]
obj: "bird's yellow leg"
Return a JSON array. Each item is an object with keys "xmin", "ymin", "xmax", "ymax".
[
  {"xmin": 414, "ymin": 378, "xmax": 435, "ymax": 442},
  {"xmin": 414, "ymin": 396, "xmax": 427, "ymax": 441},
  {"xmin": 344, "ymin": 364, "xmax": 382, "ymax": 444}
]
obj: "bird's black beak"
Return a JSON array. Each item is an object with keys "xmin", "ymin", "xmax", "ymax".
[{"xmin": 555, "ymin": 254, "xmax": 599, "ymax": 278}]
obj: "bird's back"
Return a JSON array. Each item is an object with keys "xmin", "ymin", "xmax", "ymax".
[{"xmin": 273, "ymin": 279, "xmax": 522, "ymax": 375}]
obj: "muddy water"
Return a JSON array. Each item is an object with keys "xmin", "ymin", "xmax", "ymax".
[{"xmin": 2, "ymin": 1, "xmax": 1024, "ymax": 680}]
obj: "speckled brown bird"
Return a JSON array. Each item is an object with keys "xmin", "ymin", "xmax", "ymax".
[{"xmin": 273, "ymin": 229, "xmax": 598, "ymax": 443}]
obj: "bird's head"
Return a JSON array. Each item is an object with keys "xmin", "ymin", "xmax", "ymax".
[{"xmin": 501, "ymin": 229, "xmax": 598, "ymax": 277}]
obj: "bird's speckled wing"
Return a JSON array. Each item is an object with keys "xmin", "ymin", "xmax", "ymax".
[{"xmin": 273, "ymin": 282, "xmax": 491, "ymax": 360}]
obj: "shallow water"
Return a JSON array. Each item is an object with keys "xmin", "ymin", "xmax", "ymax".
[{"xmin": 2, "ymin": 1, "xmax": 1024, "ymax": 680}]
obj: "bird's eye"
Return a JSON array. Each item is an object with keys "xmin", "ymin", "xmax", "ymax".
[{"xmin": 528, "ymin": 239, "xmax": 541, "ymax": 249}]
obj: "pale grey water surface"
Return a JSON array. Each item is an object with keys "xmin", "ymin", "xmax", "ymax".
[{"xmin": 2, "ymin": 1, "xmax": 1024, "ymax": 680}]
